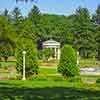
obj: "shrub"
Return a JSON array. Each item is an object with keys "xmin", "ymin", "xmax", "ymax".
[
  {"xmin": 37, "ymin": 50, "xmax": 43, "ymax": 60},
  {"xmin": 68, "ymin": 76, "xmax": 81, "ymax": 82},
  {"xmin": 96, "ymin": 78, "xmax": 100, "ymax": 83},
  {"xmin": 16, "ymin": 37, "xmax": 39, "ymax": 79},
  {"xmin": 0, "ymin": 63, "xmax": 1, "ymax": 68},
  {"xmin": 43, "ymin": 48, "xmax": 53, "ymax": 61},
  {"xmin": 58, "ymin": 45, "xmax": 79, "ymax": 79}
]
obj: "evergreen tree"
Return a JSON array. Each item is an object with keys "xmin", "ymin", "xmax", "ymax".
[
  {"xmin": 0, "ymin": 16, "xmax": 16, "ymax": 61},
  {"xmin": 11, "ymin": 7, "xmax": 23, "ymax": 35},
  {"xmin": 16, "ymin": 37, "xmax": 39, "ymax": 79},
  {"xmin": 11, "ymin": 7, "xmax": 23, "ymax": 25},
  {"xmin": 58, "ymin": 45, "xmax": 78, "ymax": 79},
  {"xmin": 72, "ymin": 7, "xmax": 97, "ymax": 58},
  {"xmin": 92, "ymin": 5, "xmax": 100, "ymax": 59},
  {"xmin": 28, "ymin": 5, "xmax": 40, "ymax": 25},
  {"xmin": 18, "ymin": 18, "xmax": 38, "ymax": 42}
]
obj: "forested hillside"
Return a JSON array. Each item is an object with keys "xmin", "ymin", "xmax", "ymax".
[{"xmin": 0, "ymin": 5, "xmax": 100, "ymax": 60}]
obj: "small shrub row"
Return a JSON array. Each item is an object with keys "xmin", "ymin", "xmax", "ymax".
[
  {"xmin": 30, "ymin": 75, "xmax": 65, "ymax": 81},
  {"xmin": 96, "ymin": 78, "xmax": 100, "ymax": 83}
]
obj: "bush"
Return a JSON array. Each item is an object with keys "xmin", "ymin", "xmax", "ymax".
[
  {"xmin": 96, "ymin": 78, "xmax": 100, "ymax": 83},
  {"xmin": 43, "ymin": 48, "xmax": 53, "ymax": 61},
  {"xmin": 31, "ymin": 75, "xmax": 64, "ymax": 81},
  {"xmin": 58, "ymin": 45, "xmax": 79, "ymax": 79},
  {"xmin": 16, "ymin": 37, "xmax": 39, "ymax": 79},
  {"xmin": 0, "ymin": 63, "xmax": 1, "ymax": 68},
  {"xmin": 68, "ymin": 76, "xmax": 81, "ymax": 82},
  {"xmin": 37, "ymin": 50, "xmax": 43, "ymax": 60}
]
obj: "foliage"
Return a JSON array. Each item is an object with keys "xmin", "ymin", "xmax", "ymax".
[
  {"xmin": 71, "ymin": 7, "xmax": 98, "ymax": 58},
  {"xmin": 92, "ymin": 5, "xmax": 100, "ymax": 58},
  {"xmin": 0, "ymin": 44, "xmax": 13, "ymax": 62},
  {"xmin": 42, "ymin": 48, "xmax": 54, "ymax": 61},
  {"xmin": 96, "ymin": 78, "xmax": 100, "ymax": 83},
  {"xmin": 20, "ymin": 18, "xmax": 38, "ymax": 42},
  {"xmin": 16, "ymin": 37, "xmax": 39, "ymax": 79},
  {"xmin": 11, "ymin": 7, "xmax": 23, "ymax": 35},
  {"xmin": 11, "ymin": 7, "xmax": 23, "ymax": 25},
  {"xmin": 0, "ymin": 4, "xmax": 100, "ymax": 63},
  {"xmin": 39, "ymin": 14, "xmax": 73, "ymax": 44},
  {"xmin": 37, "ymin": 50, "xmax": 43, "ymax": 60},
  {"xmin": 0, "ymin": 16, "xmax": 16, "ymax": 61},
  {"xmin": 28, "ymin": 5, "xmax": 40, "ymax": 25},
  {"xmin": 58, "ymin": 45, "xmax": 79, "ymax": 78}
]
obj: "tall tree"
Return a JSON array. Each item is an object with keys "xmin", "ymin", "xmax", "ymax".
[
  {"xmin": 28, "ymin": 5, "xmax": 40, "ymax": 25},
  {"xmin": 18, "ymin": 18, "xmax": 38, "ymax": 42},
  {"xmin": 0, "ymin": 16, "xmax": 16, "ymax": 61},
  {"xmin": 11, "ymin": 7, "xmax": 23, "ymax": 34},
  {"xmin": 92, "ymin": 5, "xmax": 100, "ymax": 58},
  {"xmin": 1, "ymin": 9, "xmax": 11, "ymax": 22},
  {"xmin": 11, "ymin": 7, "xmax": 23, "ymax": 25},
  {"xmin": 72, "ymin": 7, "xmax": 97, "ymax": 58}
]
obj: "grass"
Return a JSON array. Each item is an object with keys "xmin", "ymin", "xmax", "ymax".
[
  {"xmin": 0, "ymin": 80, "xmax": 99, "ymax": 100},
  {"xmin": 0, "ymin": 69, "xmax": 8, "ymax": 73},
  {"xmin": 39, "ymin": 67, "xmax": 58, "ymax": 75},
  {"xmin": 0, "ymin": 60, "xmax": 100, "ymax": 99},
  {"xmin": 79, "ymin": 58, "xmax": 100, "ymax": 68},
  {"xmin": 0, "ymin": 61, "xmax": 16, "ymax": 68}
]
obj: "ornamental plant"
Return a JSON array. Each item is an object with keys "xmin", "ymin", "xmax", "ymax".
[
  {"xmin": 58, "ymin": 45, "xmax": 79, "ymax": 79},
  {"xmin": 16, "ymin": 37, "xmax": 39, "ymax": 79}
]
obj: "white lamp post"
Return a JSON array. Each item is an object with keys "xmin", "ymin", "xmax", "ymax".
[
  {"xmin": 77, "ymin": 51, "xmax": 79, "ymax": 65},
  {"xmin": 22, "ymin": 50, "xmax": 26, "ymax": 80}
]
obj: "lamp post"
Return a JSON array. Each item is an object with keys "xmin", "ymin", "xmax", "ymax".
[
  {"xmin": 77, "ymin": 51, "xmax": 79, "ymax": 65},
  {"xmin": 22, "ymin": 50, "xmax": 26, "ymax": 80}
]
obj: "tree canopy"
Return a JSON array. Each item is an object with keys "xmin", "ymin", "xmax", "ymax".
[{"xmin": 0, "ymin": 4, "xmax": 100, "ymax": 59}]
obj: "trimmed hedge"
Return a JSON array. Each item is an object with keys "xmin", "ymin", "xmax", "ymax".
[{"xmin": 58, "ymin": 45, "xmax": 79, "ymax": 79}]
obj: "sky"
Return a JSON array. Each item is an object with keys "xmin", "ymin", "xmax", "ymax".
[{"xmin": 0, "ymin": 0, "xmax": 100, "ymax": 16}]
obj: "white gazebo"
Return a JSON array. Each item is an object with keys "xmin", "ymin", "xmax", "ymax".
[{"xmin": 43, "ymin": 39, "xmax": 60, "ymax": 60}]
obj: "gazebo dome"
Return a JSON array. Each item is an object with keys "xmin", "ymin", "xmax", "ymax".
[{"xmin": 43, "ymin": 39, "xmax": 60, "ymax": 48}]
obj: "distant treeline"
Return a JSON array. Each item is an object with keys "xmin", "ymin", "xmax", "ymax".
[{"xmin": 0, "ymin": 5, "xmax": 100, "ymax": 60}]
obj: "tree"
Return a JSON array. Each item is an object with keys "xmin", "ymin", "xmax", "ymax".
[
  {"xmin": 0, "ymin": 16, "xmax": 16, "ymax": 61},
  {"xmin": 0, "ymin": 43, "xmax": 13, "ymax": 62},
  {"xmin": 11, "ymin": 7, "xmax": 23, "ymax": 35},
  {"xmin": 18, "ymin": 18, "xmax": 38, "ymax": 42},
  {"xmin": 42, "ymin": 48, "xmax": 53, "ymax": 61},
  {"xmin": 72, "ymin": 7, "xmax": 98, "ymax": 58},
  {"xmin": 28, "ymin": 5, "xmax": 40, "ymax": 25},
  {"xmin": 39, "ymin": 14, "xmax": 73, "ymax": 45},
  {"xmin": 2, "ymin": 9, "xmax": 9, "ymax": 17},
  {"xmin": 16, "ymin": 37, "xmax": 39, "ymax": 79},
  {"xmin": 58, "ymin": 45, "xmax": 78, "ymax": 79},
  {"xmin": 92, "ymin": 5, "xmax": 100, "ymax": 59},
  {"xmin": 93, "ymin": 5, "xmax": 100, "ymax": 25},
  {"xmin": 11, "ymin": 7, "xmax": 23, "ymax": 25},
  {"xmin": 1, "ymin": 9, "xmax": 12, "ymax": 22}
]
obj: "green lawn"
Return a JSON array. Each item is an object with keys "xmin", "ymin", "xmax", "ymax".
[
  {"xmin": 0, "ymin": 61, "xmax": 16, "ymax": 68},
  {"xmin": 0, "ymin": 62, "xmax": 100, "ymax": 99},
  {"xmin": 0, "ymin": 80, "xmax": 99, "ymax": 100}
]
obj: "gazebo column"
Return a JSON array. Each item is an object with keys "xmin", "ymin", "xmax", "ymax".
[
  {"xmin": 54, "ymin": 48, "xmax": 57, "ymax": 59},
  {"xmin": 57, "ymin": 47, "xmax": 60, "ymax": 60}
]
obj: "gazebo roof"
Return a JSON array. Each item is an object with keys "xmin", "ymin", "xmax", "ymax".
[{"xmin": 43, "ymin": 39, "xmax": 60, "ymax": 46}]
